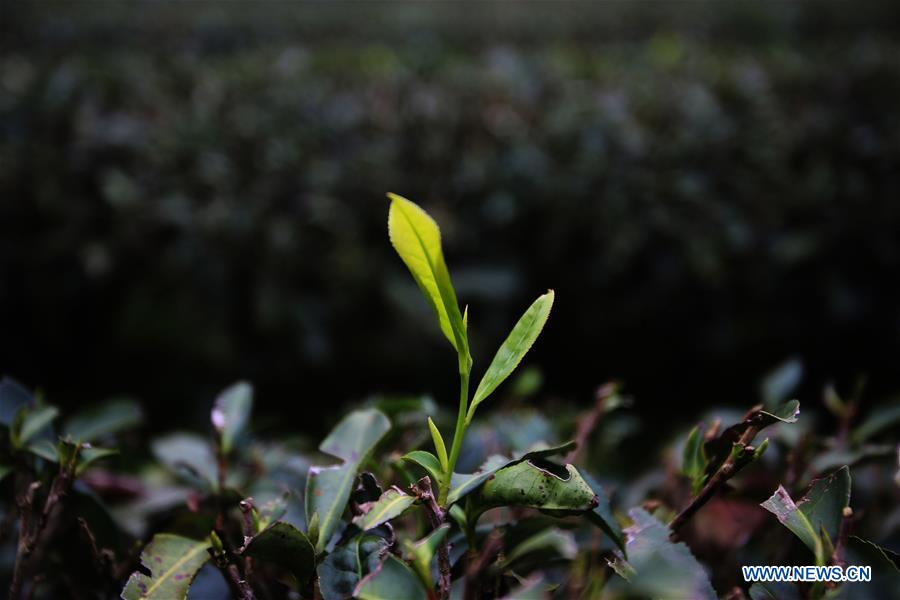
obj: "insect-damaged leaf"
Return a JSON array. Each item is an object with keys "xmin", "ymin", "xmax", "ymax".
[
  {"xmin": 468, "ymin": 291, "xmax": 554, "ymax": 422},
  {"xmin": 471, "ymin": 457, "xmax": 597, "ymax": 518},
  {"xmin": 122, "ymin": 534, "xmax": 210, "ymax": 600},
  {"xmin": 243, "ymin": 521, "xmax": 315, "ymax": 586},
  {"xmin": 306, "ymin": 409, "xmax": 391, "ymax": 553},
  {"xmin": 612, "ymin": 508, "xmax": 716, "ymax": 600},
  {"xmin": 355, "ymin": 554, "xmax": 426, "ymax": 600},
  {"xmin": 210, "ymin": 381, "xmax": 253, "ymax": 455},
  {"xmin": 387, "ymin": 193, "xmax": 467, "ymax": 356},
  {"xmin": 760, "ymin": 466, "xmax": 850, "ymax": 562},
  {"xmin": 352, "ymin": 486, "xmax": 416, "ymax": 531},
  {"xmin": 446, "ymin": 442, "xmax": 576, "ymax": 507}
]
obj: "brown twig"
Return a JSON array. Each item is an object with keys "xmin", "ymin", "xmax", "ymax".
[
  {"xmin": 669, "ymin": 410, "xmax": 764, "ymax": 540},
  {"xmin": 412, "ymin": 477, "xmax": 451, "ymax": 600}
]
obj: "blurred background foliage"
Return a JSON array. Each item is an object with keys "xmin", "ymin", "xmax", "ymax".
[{"xmin": 2, "ymin": 1, "xmax": 900, "ymax": 432}]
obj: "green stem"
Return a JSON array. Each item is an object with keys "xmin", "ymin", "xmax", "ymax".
[{"xmin": 441, "ymin": 366, "xmax": 470, "ymax": 506}]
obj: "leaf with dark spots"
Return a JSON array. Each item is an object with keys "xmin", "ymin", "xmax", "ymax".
[{"xmin": 122, "ymin": 534, "xmax": 209, "ymax": 600}]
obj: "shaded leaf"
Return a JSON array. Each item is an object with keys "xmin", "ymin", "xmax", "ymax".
[
  {"xmin": 151, "ymin": 433, "xmax": 218, "ymax": 491},
  {"xmin": 502, "ymin": 527, "xmax": 577, "ymax": 569},
  {"xmin": 388, "ymin": 193, "xmax": 467, "ymax": 356},
  {"xmin": 584, "ymin": 474, "xmax": 625, "ymax": 554},
  {"xmin": 405, "ymin": 525, "xmax": 449, "ymax": 590},
  {"xmin": 64, "ymin": 397, "xmax": 143, "ymax": 442},
  {"xmin": 0, "ymin": 377, "xmax": 32, "ymax": 426},
  {"xmin": 25, "ymin": 438, "xmax": 58, "ymax": 462},
  {"xmin": 468, "ymin": 291, "xmax": 554, "ymax": 422},
  {"xmin": 798, "ymin": 466, "xmax": 851, "ymax": 545},
  {"xmin": 759, "ymin": 399, "xmax": 801, "ymax": 425},
  {"xmin": 17, "ymin": 405, "xmax": 59, "ymax": 446},
  {"xmin": 749, "ymin": 581, "xmax": 801, "ymax": 600},
  {"xmin": 307, "ymin": 409, "xmax": 391, "ymax": 553},
  {"xmin": 760, "ymin": 358, "xmax": 803, "ymax": 408},
  {"xmin": 851, "ymin": 401, "xmax": 900, "ymax": 444},
  {"xmin": 760, "ymin": 487, "xmax": 823, "ymax": 562},
  {"xmin": 211, "ymin": 381, "xmax": 253, "ymax": 455},
  {"xmin": 122, "ymin": 534, "xmax": 209, "ymax": 600},
  {"xmin": 76, "ymin": 447, "xmax": 118, "ymax": 476},
  {"xmin": 318, "ymin": 544, "xmax": 358, "ymax": 600},
  {"xmin": 353, "ymin": 486, "xmax": 416, "ymax": 531},
  {"xmin": 612, "ymin": 508, "xmax": 716, "ymax": 600},
  {"xmin": 243, "ymin": 521, "xmax": 315, "ymax": 585},
  {"xmin": 355, "ymin": 554, "xmax": 426, "ymax": 600}
]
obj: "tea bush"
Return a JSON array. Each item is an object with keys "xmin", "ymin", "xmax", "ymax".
[{"xmin": 1, "ymin": 197, "xmax": 898, "ymax": 599}]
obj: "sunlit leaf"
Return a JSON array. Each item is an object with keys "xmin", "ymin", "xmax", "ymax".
[
  {"xmin": 387, "ymin": 193, "xmax": 467, "ymax": 356},
  {"xmin": 122, "ymin": 534, "xmax": 209, "ymax": 600},
  {"xmin": 468, "ymin": 291, "xmax": 554, "ymax": 422}
]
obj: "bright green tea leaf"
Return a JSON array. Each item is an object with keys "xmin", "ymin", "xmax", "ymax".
[
  {"xmin": 468, "ymin": 291, "xmax": 554, "ymax": 422},
  {"xmin": 243, "ymin": 521, "xmax": 315, "ymax": 586},
  {"xmin": 387, "ymin": 193, "xmax": 467, "ymax": 355},
  {"xmin": 427, "ymin": 417, "xmax": 449, "ymax": 474},
  {"xmin": 355, "ymin": 554, "xmax": 426, "ymax": 600},
  {"xmin": 352, "ymin": 487, "xmax": 416, "ymax": 531},
  {"xmin": 122, "ymin": 534, "xmax": 209, "ymax": 600},
  {"xmin": 211, "ymin": 381, "xmax": 253, "ymax": 455}
]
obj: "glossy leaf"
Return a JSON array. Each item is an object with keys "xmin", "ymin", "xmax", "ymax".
[
  {"xmin": 307, "ymin": 409, "xmax": 390, "ymax": 553},
  {"xmin": 210, "ymin": 381, "xmax": 253, "ymax": 455},
  {"xmin": 355, "ymin": 554, "xmax": 426, "ymax": 600},
  {"xmin": 352, "ymin": 487, "xmax": 416, "ymax": 531},
  {"xmin": 63, "ymin": 397, "xmax": 143, "ymax": 442},
  {"xmin": 402, "ymin": 451, "xmax": 444, "ymax": 490},
  {"xmin": 387, "ymin": 193, "xmax": 467, "ymax": 355},
  {"xmin": 612, "ymin": 508, "xmax": 716, "ymax": 600},
  {"xmin": 468, "ymin": 291, "xmax": 554, "ymax": 422},
  {"xmin": 122, "ymin": 534, "xmax": 210, "ymax": 600},
  {"xmin": 243, "ymin": 521, "xmax": 315, "ymax": 585}
]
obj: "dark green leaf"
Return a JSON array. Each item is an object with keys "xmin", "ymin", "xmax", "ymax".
[
  {"xmin": 405, "ymin": 525, "xmax": 449, "ymax": 590},
  {"xmin": 612, "ymin": 508, "xmax": 716, "ymax": 600},
  {"xmin": 584, "ymin": 474, "xmax": 625, "ymax": 553},
  {"xmin": 0, "ymin": 377, "xmax": 32, "ymax": 426},
  {"xmin": 211, "ymin": 381, "xmax": 253, "ymax": 455},
  {"xmin": 307, "ymin": 409, "xmax": 391, "ymax": 553},
  {"xmin": 355, "ymin": 554, "xmax": 426, "ymax": 600},
  {"xmin": 851, "ymin": 401, "xmax": 900, "ymax": 443},
  {"xmin": 243, "ymin": 522, "xmax": 315, "ymax": 585},
  {"xmin": 122, "ymin": 534, "xmax": 209, "ymax": 600},
  {"xmin": 749, "ymin": 581, "xmax": 801, "ymax": 600},
  {"xmin": 760, "ymin": 486, "xmax": 823, "ymax": 562},
  {"xmin": 63, "ymin": 397, "xmax": 142, "ymax": 442},
  {"xmin": 797, "ymin": 466, "xmax": 851, "ymax": 546}
]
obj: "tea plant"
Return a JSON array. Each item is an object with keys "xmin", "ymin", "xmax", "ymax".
[{"xmin": 0, "ymin": 197, "xmax": 898, "ymax": 600}]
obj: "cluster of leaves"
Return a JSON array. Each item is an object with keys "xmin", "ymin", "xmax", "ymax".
[{"xmin": 1, "ymin": 198, "xmax": 899, "ymax": 600}]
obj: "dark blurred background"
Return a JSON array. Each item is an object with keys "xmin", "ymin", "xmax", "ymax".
[{"xmin": 2, "ymin": 1, "xmax": 900, "ymax": 433}]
